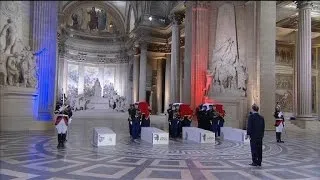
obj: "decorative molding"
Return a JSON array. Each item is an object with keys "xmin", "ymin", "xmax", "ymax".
[
  {"xmin": 295, "ymin": 1, "xmax": 313, "ymax": 9},
  {"xmin": 65, "ymin": 53, "xmax": 128, "ymax": 64},
  {"xmin": 147, "ymin": 43, "xmax": 171, "ymax": 53}
]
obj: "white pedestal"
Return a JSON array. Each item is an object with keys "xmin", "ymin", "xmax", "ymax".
[
  {"xmin": 87, "ymin": 97, "xmax": 110, "ymax": 110},
  {"xmin": 182, "ymin": 127, "xmax": 215, "ymax": 143},
  {"xmin": 93, "ymin": 127, "xmax": 116, "ymax": 146},
  {"xmin": 141, "ymin": 127, "xmax": 169, "ymax": 145},
  {"xmin": 221, "ymin": 127, "xmax": 249, "ymax": 143},
  {"xmin": 0, "ymin": 86, "xmax": 39, "ymax": 131}
]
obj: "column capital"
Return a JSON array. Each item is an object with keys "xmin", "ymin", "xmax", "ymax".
[
  {"xmin": 295, "ymin": 1, "xmax": 313, "ymax": 9},
  {"xmin": 169, "ymin": 12, "xmax": 185, "ymax": 25}
]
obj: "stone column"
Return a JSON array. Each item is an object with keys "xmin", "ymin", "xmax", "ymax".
[
  {"xmin": 296, "ymin": 1, "xmax": 315, "ymax": 120},
  {"xmin": 32, "ymin": 1, "xmax": 58, "ymax": 120},
  {"xmin": 191, "ymin": 2, "xmax": 209, "ymax": 109},
  {"xmin": 257, "ymin": 1, "xmax": 276, "ymax": 129},
  {"xmin": 139, "ymin": 42, "xmax": 148, "ymax": 101},
  {"xmin": 133, "ymin": 47, "xmax": 140, "ymax": 103},
  {"xmin": 164, "ymin": 54, "xmax": 171, "ymax": 110},
  {"xmin": 169, "ymin": 12, "xmax": 184, "ymax": 103},
  {"xmin": 98, "ymin": 66, "xmax": 104, "ymax": 96},
  {"xmin": 78, "ymin": 64, "xmax": 85, "ymax": 95},
  {"xmin": 183, "ymin": 3, "xmax": 192, "ymax": 104},
  {"xmin": 157, "ymin": 59, "xmax": 164, "ymax": 114}
]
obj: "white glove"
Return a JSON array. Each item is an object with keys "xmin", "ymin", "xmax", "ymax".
[{"xmin": 68, "ymin": 118, "xmax": 72, "ymax": 125}]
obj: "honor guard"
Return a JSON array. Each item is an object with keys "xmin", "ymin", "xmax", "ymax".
[
  {"xmin": 274, "ymin": 108, "xmax": 285, "ymax": 143},
  {"xmin": 54, "ymin": 105, "xmax": 72, "ymax": 149}
]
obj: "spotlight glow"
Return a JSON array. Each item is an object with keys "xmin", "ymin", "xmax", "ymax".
[{"xmin": 149, "ymin": 16, "xmax": 152, "ymax": 21}]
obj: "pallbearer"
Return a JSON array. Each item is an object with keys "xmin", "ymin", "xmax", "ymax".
[
  {"xmin": 131, "ymin": 110, "xmax": 141, "ymax": 140},
  {"xmin": 128, "ymin": 104, "xmax": 136, "ymax": 136},
  {"xmin": 274, "ymin": 107, "xmax": 285, "ymax": 143},
  {"xmin": 54, "ymin": 104, "xmax": 71, "ymax": 149},
  {"xmin": 170, "ymin": 112, "xmax": 180, "ymax": 138}
]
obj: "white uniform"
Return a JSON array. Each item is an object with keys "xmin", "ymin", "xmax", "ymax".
[{"xmin": 275, "ymin": 112, "xmax": 285, "ymax": 133}]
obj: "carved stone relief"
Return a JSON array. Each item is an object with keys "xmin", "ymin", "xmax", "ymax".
[
  {"xmin": 275, "ymin": 90, "xmax": 293, "ymax": 112},
  {"xmin": 0, "ymin": 18, "xmax": 44, "ymax": 88},
  {"xmin": 275, "ymin": 74, "xmax": 293, "ymax": 90},
  {"xmin": 312, "ymin": 76, "xmax": 316, "ymax": 113},
  {"xmin": 275, "ymin": 44, "xmax": 294, "ymax": 67}
]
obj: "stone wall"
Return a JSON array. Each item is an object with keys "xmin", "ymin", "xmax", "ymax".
[{"xmin": 275, "ymin": 43, "xmax": 295, "ymax": 114}]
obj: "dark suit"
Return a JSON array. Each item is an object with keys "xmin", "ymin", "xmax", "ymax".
[{"xmin": 247, "ymin": 112, "xmax": 265, "ymax": 165}]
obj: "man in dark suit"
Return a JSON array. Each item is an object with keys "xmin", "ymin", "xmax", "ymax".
[{"xmin": 246, "ymin": 104, "xmax": 265, "ymax": 167}]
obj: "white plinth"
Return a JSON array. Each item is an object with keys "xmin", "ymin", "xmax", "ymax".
[
  {"xmin": 141, "ymin": 127, "xmax": 169, "ymax": 145},
  {"xmin": 0, "ymin": 86, "xmax": 39, "ymax": 131},
  {"xmin": 87, "ymin": 97, "xmax": 110, "ymax": 110},
  {"xmin": 182, "ymin": 127, "xmax": 215, "ymax": 143},
  {"xmin": 93, "ymin": 127, "xmax": 116, "ymax": 146},
  {"xmin": 221, "ymin": 127, "xmax": 249, "ymax": 143}
]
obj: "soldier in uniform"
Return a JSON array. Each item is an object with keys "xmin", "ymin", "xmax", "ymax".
[
  {"xmin": 170, "ymin": 112, "xmax": 180, "ymax": 138},
  {"xmin": 128, "ymin": 104, "xmax": 136, "ymax": 136},
  {"xmin": 167, "ymin": 104, "xmax": 173, "ymax": 134},
  {"xmin": 274, "ymin": 107, "xmax": 285, "ymax": 143},
  {"xmin": 131, "ymin": 110, "xmax": 141, "ymax": 140},
  {"xmin": 54, "ymin": 105, "xmax": 71, "ymax": 149}
]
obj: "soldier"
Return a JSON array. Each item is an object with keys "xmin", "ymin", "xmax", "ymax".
[
  {"xmin": 274, "ymin": 107, "xmax": 285, "ymax": 143},
  {"xmin": 53, "ymin": 104, "xmax": 71, "ymax": 149},
  {"xmin": 131, "ymin": 110, "xmax": 141, "ymax": 140},
  {"xmin": 167, "ymin": 104, "xmax": 173, "ymax": 134},
  {"xmin": 170, "ymin": 112, "xmax": 180, "ymax": 138},
  {"xmin": 128, "ymin": 104, "xmax": 136, "ymax": 136}
]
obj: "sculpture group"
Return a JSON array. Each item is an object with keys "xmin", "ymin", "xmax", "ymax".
[
  {"xmin": 71, "ymin": 7, "xmax": 108, "ymax": 32},
  {"xmin": 0, "ymin": 19, "xmax": 43, "ymax": 88}
]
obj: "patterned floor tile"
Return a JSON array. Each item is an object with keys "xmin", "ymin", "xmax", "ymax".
[
  {"xmin": 68, "ymin": 164, "xmax": 135, "ymax": 179},
  {"xmin": 150, "ymin": 159, "xmax": 188, "ymax": 168},
  {"xmin": 0, "ymin": 169, "xmax": 39, "ymax": 179},
  {"xmin": 135, "ymin": 168, "xmax": 193, "ymax": 180},
  {"xmin": 23, "ymin": 159, "xmax": 87, "ymax": 172}
]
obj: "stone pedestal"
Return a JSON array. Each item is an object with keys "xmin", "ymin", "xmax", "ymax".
[
  {"xmin": 207, "ymin": 96, "xmax": 247, "ymax": 129},
  {"xmin": 0, "ymin": 87, "xmax": 50, "ymax": 131}
]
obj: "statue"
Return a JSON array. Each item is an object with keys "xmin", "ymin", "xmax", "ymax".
[
  {"xmin": 71, "ymin": 13, "xmax": 79, "ymax": 29},
  {"xmin": 0, "ymin": 48, "xmax": 8, "ymax": 86},
  {"xmin": 0, "ymin": 19, "xmax": 18, "ymax": 54},
  {"xmin": 203, "ymin": 70, "xmax": 214, "ymax": 97},
  {"xmin": 20, "ymin": 46, "xmax": 45, "ymax": 88},
  {"xmin": 87, "ymin": 7, "xmax": 98, "ymax": 31},
  {"xmin": 98, "ymin": 9, "xmax": 107, "ymax": 31},
  {"xmin": 93, "ymin": 78, "xmax": 102, "ymax": 97},
  {"xmin": 6, "ymin": 53, "xmax": 20, "ymax": 86}
]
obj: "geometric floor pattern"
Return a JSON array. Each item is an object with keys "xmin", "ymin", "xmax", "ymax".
[{"xmin": 1, "ymin": 112, "xmax": 320, "ymax": 180}]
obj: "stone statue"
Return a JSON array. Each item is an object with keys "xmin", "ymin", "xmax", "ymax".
[
  {"xmin": 87, "ymin": 7, "xmax": 98, "ymax": 31},
  {"xmin": 204, "ymin": 70, "xmax": 214, "ymax": 97},
  {"xmin": 71, "ymin": 13, "xmax": 79, "ymax": 29},
  {"xmin": 0, "ymin": 48, "xmax": 8, "ymax": 86},
  {"xmin": 93, "ymin": 78, "xmax": 102, "ymax": 97},
  {"xmin": 98, "ymin": 9, "xmax": 107, "ymax": 31},
  {"xmin": 0, "ymin": 19, "xmax": 18, "ymax": 54},
  {"xmin": 6, "ymin": 53, "xmax": 20, "ymax": 86}
]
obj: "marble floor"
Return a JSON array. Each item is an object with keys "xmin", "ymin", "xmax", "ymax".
[{"xmin": 1, "ymin": 111, "xmax": 320, "ymax": 180}]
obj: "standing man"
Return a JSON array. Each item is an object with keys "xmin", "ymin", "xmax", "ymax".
[{"xmin": 246, "ymin": 104, "xmax": 265, "ymax": 167}]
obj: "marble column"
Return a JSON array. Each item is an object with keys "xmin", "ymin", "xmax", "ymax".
[
  {"xmin": 183, "ymin": 3, "xmax": 192, "ymax": 104},
  {"xmin": 78, "ymin": 64, "xmax": 84, "ymax": 95},
  {"xmin": 32, "ymin": 1, "xmax": 58, "ymax": 121},
  {"xmin": 98, "ymin": 66, "xmax": 104, "ymax": 96},
  {"xmin": 296, "ymin": 1, "xmax": 314, "ymax": 119},
  {"xmin": 170, "ymin": 12, "xmax": 184, "ymax": 103},
  {"xmin": 191, "ymin": 2, "xmax": 209, "ymax": 109},
  {"xmin": 157, "ymin": 59, "xmax": 164, "ymax": 114},
  {"xmin": 164, "ymin": 54, "xmax": 171, "ymax": 110},
  {"xmin": 133, "ymin": 48, "xmax": 140, "ymax": 103},
  {"xmin": 257, "ymin": 1, "xmax": 276, "ymax": 129},
  {"xmin": 139, "ymin": 42, "xmax": 148, "ymax": 101}
]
